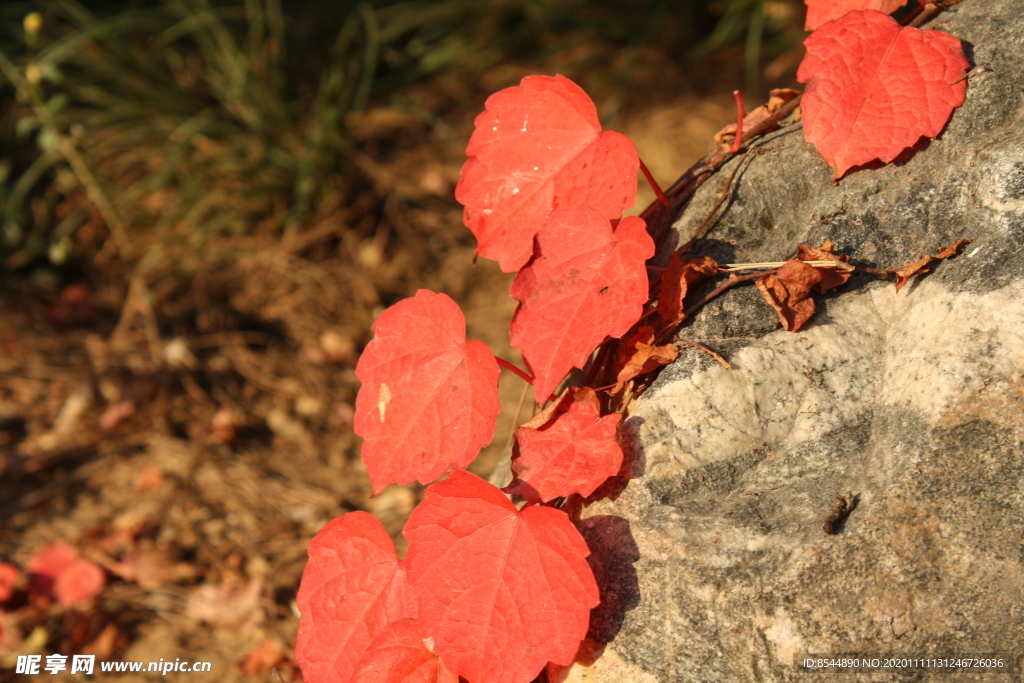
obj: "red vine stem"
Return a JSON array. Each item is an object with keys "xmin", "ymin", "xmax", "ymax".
[
  {"xmin": 496, "ymin": 357, "xmax": 533, "ymax": 384},
  {"xmin": 639, "ymin": 158, "xmax": 669, "ymax": 206},
  {"xmin": 731, "ymin": 90, "xmax": 745, "ymax": 154},
  {"xmin": 495, "ymin": 357, "xmax": 561, "ymax": 405},
  {"xmin": 902, "ymin": 2, "xmax": 925, "ymax": 25},
  {"xmin": 638, "ymin": 93, "xmax": 803, "ymax": 249}
]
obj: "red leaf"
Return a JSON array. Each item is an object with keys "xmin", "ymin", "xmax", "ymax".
[
  {"xmin": 506, "ymin": 387, "xmax": 624, "ymax": 502},
  {"xmin": 456, "ymin": 75, "xmax": 640, "ymax": 272},
  {"xmin": 353, "ymin": 619, "xmax": 458, "ymax": 683},
  {"xmin": 755, "ymin": 260, "xmax": 823, "ymax": 332},
  {"xmin": 355, "ymin": 290, "xmax": 501, "ymax": 492},
  {"xmin": 804, "ymin": 0, "xmax": 908, "ymax": 31},
  {"xmin": 405, "ymin": 469, "xmax": 600, "ymax": 683},
  {"xmin": 510, "ymin": 208, "xmax": 655, "ymax": 403},
  {"xmin": 295, "ymin": 512, "xmax": 416, "ymax": 683},
  {"xmin": 797, "ymin": 10, "xmax": 969, "ymax": 179}
]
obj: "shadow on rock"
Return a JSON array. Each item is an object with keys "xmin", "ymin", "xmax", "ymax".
[{"xmin": 552, "ymin": 514, "xmax": 640, "ymax": 682}]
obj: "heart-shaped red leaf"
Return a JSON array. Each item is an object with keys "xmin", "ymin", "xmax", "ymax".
[
  {"xmin": 353, "ymin": 619, "xmax": 458, "ymax": 683},
  {"xmin": 355, "ymin": 290, "xmax": 501, "ymax": 492},
  {"xmin": 456, "ymin": 75, "xmax": 639, "ymax": 272},
  {"xmin": 405, "ymin": 469, "xmax": 599, "ymax": 683},
  {"xmin": 510, "ymin": 208, "xmax": 654, "ymax": 403},
  {"xmin": 295, "ymin": 512, "xmax": 416, "ymax": 683},
  {"xmin": 803, "ymin": 0, "xmax": 908, "ymax": 31},
  {"xmin": 797, "ymin": 10, "xmax": 969, "ymax": 179},
  {"xmin": 506, "ymin": 387, "xmax": 623, "ymax": 502}
]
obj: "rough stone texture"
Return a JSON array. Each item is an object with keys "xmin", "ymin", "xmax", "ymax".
[{"xmin": 568, "ymin": 2, "xmax": 1024, "ymax": 682}]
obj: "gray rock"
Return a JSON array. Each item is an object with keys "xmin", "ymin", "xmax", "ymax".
[{"xmin": 569, "ymin": 2, "xmax": 1024, "ymax": 681}]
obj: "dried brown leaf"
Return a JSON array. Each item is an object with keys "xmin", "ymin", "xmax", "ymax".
[
  {"xmin": 935, "ymin": 237, "xmax": 972, "ymax": 259},
  {"xmin": 891, "ymin": 239, "xmax": 970, "ymax": 292},
  {"xmin": 797, "ymin": 239, "xmax": 853, "ymax": 293},
  {"xmin": 892, "ymin": 254, "xmax": 934, "ymax": 292},
  {"xmin": 98, "ymin": 378, "xmax": 157, "ymax": 431},
  {"xmin": 45, "ymin": 284, "xmax": 100, "ymax": 327},
  {"xmin": 614, "ymin": 325, "xmax": 656, "ymax": 364},
  {"xmin": 656, "ymin": 253, "xmax": 718, "ymax": 328},
  {"xmin": 756, "ymin": 259, "xmax": 823, "ymax": 331},
  {"xmin": 612, "ymin": 342, "xmax": 679, "ymax": 393}
]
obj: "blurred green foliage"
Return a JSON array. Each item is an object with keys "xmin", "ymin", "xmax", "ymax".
[
  {"xmin": 690, "ymin": 0, "xmax": 805, "ymax": 90},
  {"xmin": 0, "ymin": 0, "xmax": 804, "ymax": 276}
]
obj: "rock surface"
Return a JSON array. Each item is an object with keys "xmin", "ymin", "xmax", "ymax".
[{"xmin": 569, "ymin": 2, "xmax": 1024, "ymax": 681}]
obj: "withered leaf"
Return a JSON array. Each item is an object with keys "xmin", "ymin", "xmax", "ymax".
[
  {"xmin": 891, "ymin": 238, "xmax": 971, "ymax": 292},
  {"xmin": 935, "ymin": 238, "xmax": 972, "ymax": 259},
  {"xmin": 755, "ymin": 259, "xmax": 823, "ymax": 332},
  {"xmin": 613, "ymin": 325, "xmax": 655, "ymax": 368},
  {"xmin": 612, "ymin": 340, "xmax": 680, "ymax": 393},
  {"xmin": 517, "ymin": 386, "xmax": 596, "ymax": 432},
  {"xmin": 892, "ymin": 254, "xmax": 933, "ymax": 292},
  {"xmin": 656, "ymin": 253, "xmax": 718, "ymax": 329},
  {"xmin": 796, "ymin": 238, "xmax": 844, "ymax": 262},
  {"xmin": 797, "ymin": 239, "xmax": 853, "ymax": 293}
]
